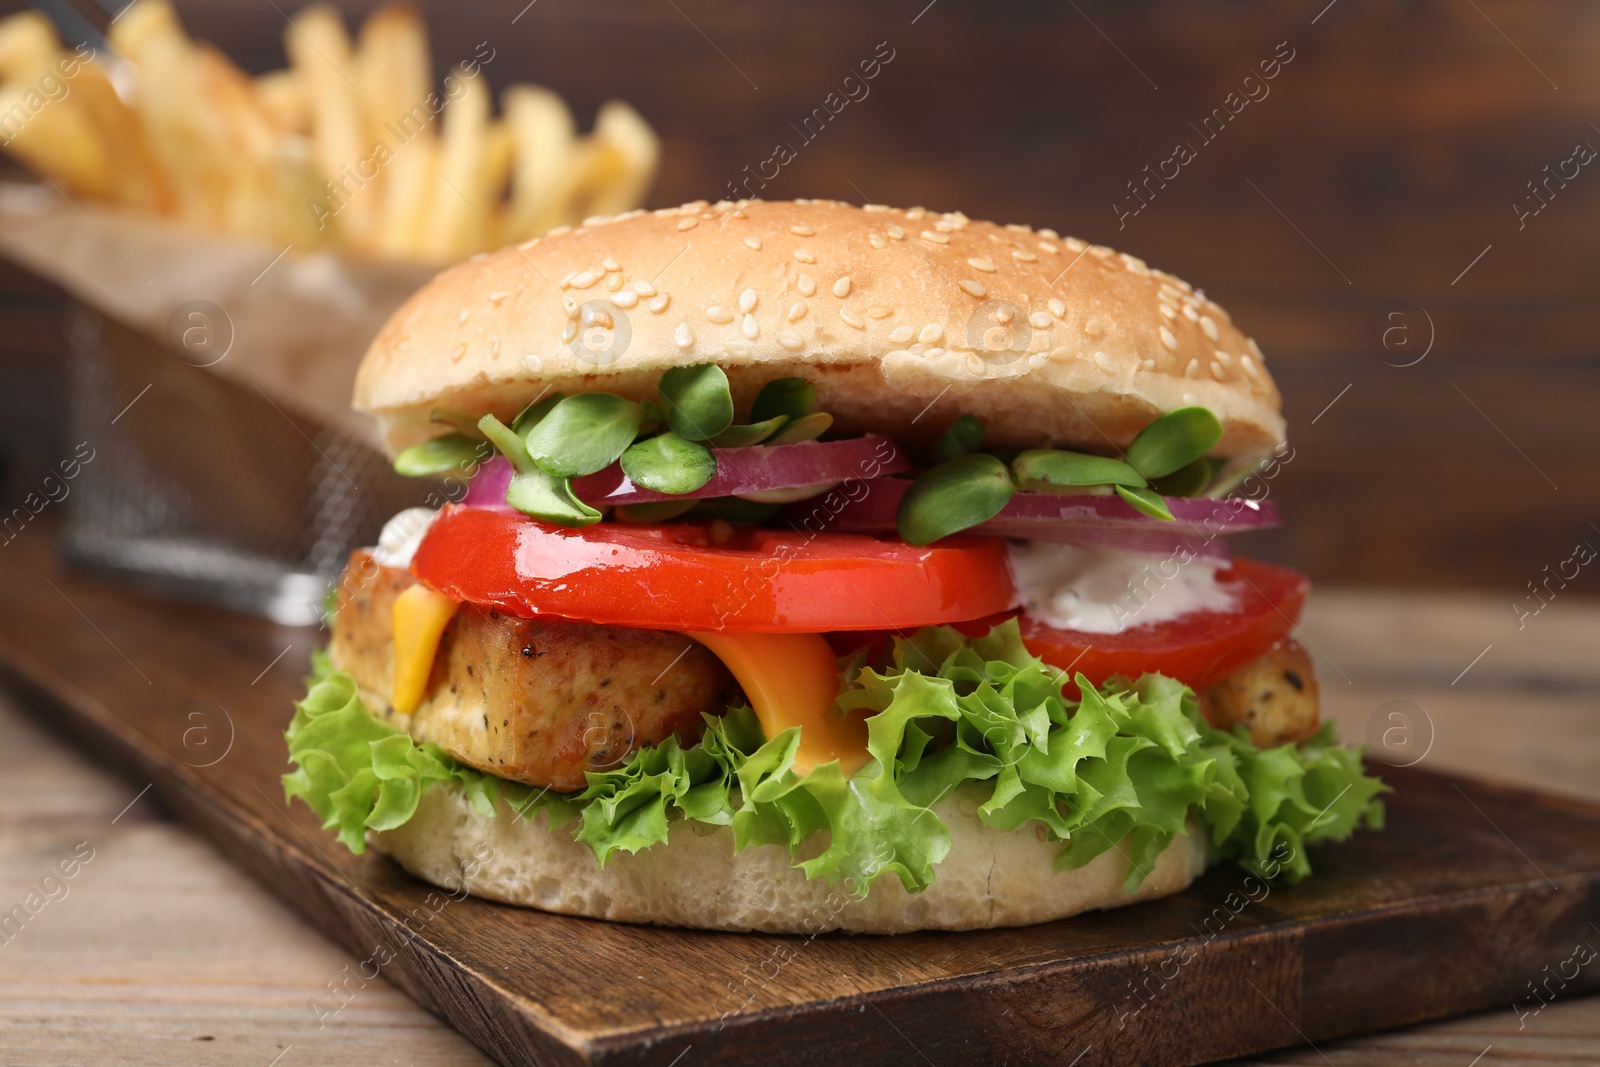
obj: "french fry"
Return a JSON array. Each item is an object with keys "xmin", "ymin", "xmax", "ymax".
[
  {"xmin": 286, "ymin": 4, "xmax": 378, "ymax": 253},
  {"xmin": 256, "ymin": 69, "xmax": 310, "ymax": 136},
  {"xmin": 0, "ymin": 70, "xmax": 117, "ymax": 199},
  {"xmin": 585, "ymin": 100, "xmax": 659, "ymax": 218},
  {"xmin": 374, "ymin": 132, "xmax": 435, "ymax": 258},
  {"xmin": 105, "ymin": 0, "xmax": 183, "ymax": 64},
  {"xmin": 62, "ymin": 59, "xmax": 174, "ymax": 214},
  {"xmin": 110, "ymin": 0, "xmax": 231, "ymax": 228},
  {"xmin": 420, "ymin": 63, "xmax": 488, "ymax": 261},
  {"xmin": 0, "ymin": 11, "xmax": 58, "ymax": 83},
  {"xmin": 357, "ymin": 4, "xmax": 430, "ymax": 142},
  {"xmin": 0, "ymin": 0, "xmax": 659, "ymax": 264},
  {"xmin": 196, "ymin": 44, "xmax": 291, "ymax": 241},
  {"xmin": 502, "ymin": 84, "xmax": 576, "ymax": 241}
]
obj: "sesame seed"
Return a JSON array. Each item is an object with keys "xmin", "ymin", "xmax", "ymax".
[
  {"xmin": 919, "ymin": 323, "xmax": 944, "ymax": 344},
  {"xmin": 934, "ymin": 219, "xmax": 957, "ymax": 233},
  {"xmin": 840, "ymin": 307, "xmax": 865, "ymax": 329},
  {"xmin": 1182, "ymin": 305, "xmax": 1199, "ymax": 322},
  {"xmin": 674, "ymin": 323, "xmax": 694, "ymax": 348},
  {"xmin": 787, "ymin": 301, "xmax": 807, "ymax": 322},
  {"xmin": 632, "ymin": 281, "xmax": 657, "ymax": 296},
  {"xmin": 1046, "ymin": 346, "xmax": 1075, "ymax": 364},
  {"xmin": 562, "ymin": 295, "xmax": 579, "ymax": 318},
  {"xmin": 1028, "ymin": 311, "xmax": 1052, "ymax": 329},
  {"xmin": 793, "ymin": 249, "xmax": 816, "ymax": 263},
  {"xmin": 742, "ymin": 314, "xmax": 759, "ymax": 339},
  {"xmin": 958, "ymin": 279, "xmax": 987, "ymax": 297},
  {"xmin": 833, "ymin": 275, "xmax": 852, "ymax": 298},
  {"xmin": 488, "ymin": 290, "xmax": 513, "ymax": 306},
  {"xmin": 1094, "ymin": 351, "xmax": 1114, "ymax": 372},
  {"xmin": 744, "ymin": 236, "xmax": 762, "ymax": 250},
  {"xmin": 591, "ymin": 309, "xmax": 614, "ymax": 329},
  {"xmin": 1184, "ymin": 358, "xmax": 1200, "ymax": 378},
  {"xmin": 1248, "ymin": 338, "xmax": 1266, "ymax": 361},
  {"xmin": 1240, "ymin": 353, "xmax": 1259, "ymax": 376},
  {"xmin": 1047, "ymin": 298, "xmax": 1066, "ymax": 317},
  {"xmin": 906, "ymin": 206, "xmax": 927, "ymax": 219},
  {"xmin": 868, "ymin": 234, "xmax": 887, "ymax": 249},
  {"xmin": 1210, "ymin": 361, "xmax": 1226, "ymax": 380},
  {"xmin": 924, "ymin": 347, "xmax": 945, "ymax": 359},
  {"xmin": 888, "ymin": 325, "xmax": 914, "ymax": 343},
  {"xmin": 649, "ymin": 293, "xmax": 670, "ymax": 313},
  {"xmin": 967, "ymin": 257, "xmax": 998, "ymax": 273},
  {"xmin": 1214, "ymin": 349, "xmax": 1233, "ymax": 365},
  {"xmin": 706, "ymin": 306, "xmax": 734, "ymax": 324},
  {"xmin": 1159, "ymin": 304, "xmax": 1176, "ymax": 320},
  {"xmin": 1141, "ymin": 358, "xmax": 1156, "ymax": 370},
  {"xmin": 602, "ymin": 256, "xmax": 620, "ymax": 272},
  {"xmin": 993, "ymin": 306, "xmax": 1013, "ymax": 325},
  {"xmin": 777, "ymin": 329, "xmax": 804, "ymax": 352},
  {"xmin": 867, "ymin": 305, "xmax": 893, "ymax": 319},
  {"xmin": 1090, "ymin": 246, "xmax": 1115, "ymax": 260},
  {"xmin": 1064, "ymin": 236, "xmax": 1087, "ymax": 252},
  {"xmin": 1084, "ymin": 316, "xmax": 1104, "ymax": 338},
  {"xmin": 677, "ymin": 218, "xmax": 699, "ymax": 231},
  {"xmin": 886, "ymin": 225, "xmax": 905, "ymax": 240},
  {"xmin": 451, "ymin": 341, "xmax": 468, "ymax": 361},
  {"xmin": 548, "ymin": 225, "xmax": 573, "ymax": 236},
  {"xmin": 560, "ymin": 322, "xmax": 577, "ymax": 343},
  {"xmin": 1028, "ymin": 352, "xmax": 1051, "ymax": 369},
  {"xmin": 1038, "ymin": 242, "xmax": 1059, "ymax": 255},
  {"xmin": 796, "ymin": 273, "xmax": 817, "ymax": 297},
  {"xmin": 1037, "ymin": 227, "xmax": 1059, "ymax": 239},
  {"xmin": 739, "ymin": 289, "xmax": 758, "ymax": 313},
  {"xmin": 570, "ymin": 271, "xmax": 598, "ymax": 289},
  {"xmin": 1012, "ymin": 249, "xmax": 1038, "ymax": 262},
  {"xmin": 921, "ymin": 231, "xmax": 950, "ymax": 244},
  {"xmin": 1160, "ymin": 326, "xmax": 1179, "ymax": 351},
  {"xmin": 964, "ymin": 352, "xmax": 986, "ymax": 376},
  {"xmin": 1199, "ymin": 315, "xmax": 1220, "ymax": 341},
  {"xmin": 612, "ymin": 290, "xmax": 639, "ymax": 309},
  {"xmin": 525, "ymin": 353, "xmax": 543, "ymax": 371},
  {"xmin": 1120, "ymin": 253, "xmax": 1150, "ymax": 275},
  {"xmin": 723, "ymin": 341, "xmax": 751, "ymax": 357},
  {"xmin": 789, "ymin": 224, "xmax": 816, "ymax": 236},
  {"xmin": 606, "ymin": 273, "xmax": 623, "ymax": 292}
]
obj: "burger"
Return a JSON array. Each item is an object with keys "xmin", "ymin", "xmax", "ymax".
[{"xmin": 283, "ymin": 199, "xmax": 1386, "ymax": 934}]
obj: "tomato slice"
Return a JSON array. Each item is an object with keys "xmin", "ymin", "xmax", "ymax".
[
  {"xmin": 411, "ymin": 505, "xmax": 1016, "ymax": 633},
  {"xmin": 958, "ymin": 557, "xmax": 1309, "ymax": 690}
]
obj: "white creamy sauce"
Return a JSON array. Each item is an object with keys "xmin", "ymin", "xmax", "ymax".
[
  {"xmin": 1006, "ymin": 541, "xmax": 1236, "ymax": 634},
  {"xmin": 372, "ymin": 506, "xmax": 440, "ymax": 568}
]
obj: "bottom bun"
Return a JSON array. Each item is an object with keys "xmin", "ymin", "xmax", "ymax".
[{"xmin": 375, "ymin": 784, "xmax": 1208, "ymax": 934}]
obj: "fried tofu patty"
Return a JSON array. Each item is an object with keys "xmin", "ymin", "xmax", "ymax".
[{"xmin": 330, "ymin": 550, "xmax": 742, "ymax": 791}]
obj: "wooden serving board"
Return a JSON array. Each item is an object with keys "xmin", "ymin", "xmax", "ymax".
[{"xmin": 4, "ymin": 531, "xmax": 1599, "ymax": 1067}]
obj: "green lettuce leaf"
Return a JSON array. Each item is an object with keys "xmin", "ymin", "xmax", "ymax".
[{"xmin": 283, "ymin": 623, "xmax": 1386, "ymax": 894}]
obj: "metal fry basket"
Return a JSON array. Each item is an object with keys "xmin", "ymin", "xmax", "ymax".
[{"xmin": 61, "ymin": 303, "xmax": 427, "ymax": 624}]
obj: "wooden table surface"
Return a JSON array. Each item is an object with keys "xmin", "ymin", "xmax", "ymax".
[{"xmin": 2, "ymin": 583, "xmax": 1597, "ymax": 1067}]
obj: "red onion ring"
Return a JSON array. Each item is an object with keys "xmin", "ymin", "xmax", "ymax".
[
  {"xmin": 818, "ymin": 478, "xmax": 1276, "ymax": 556},
  {"xmin": 462, "ymin": 435, "xmax": 910, "ymax": 510}
]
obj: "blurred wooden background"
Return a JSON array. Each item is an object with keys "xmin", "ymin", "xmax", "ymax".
[{"xmin": 3, "ymin": 0, "xmax": 1598, "ymax": 592}]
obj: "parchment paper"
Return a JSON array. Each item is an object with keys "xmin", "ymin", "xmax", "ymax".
[{"xmin": 0, "ymin": 182, "xmax": 436, "ymax": 444}]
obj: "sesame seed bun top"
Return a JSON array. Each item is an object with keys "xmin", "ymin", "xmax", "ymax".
[{"xmin": 355, "ymin": 199, "xmax": 1285, "ymax": 462}]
